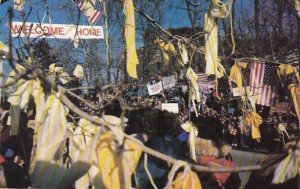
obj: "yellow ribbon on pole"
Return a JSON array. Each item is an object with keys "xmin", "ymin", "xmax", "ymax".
[{"xmin": 124, "ymin": 0, "xmax": 139, "ymax": 79}]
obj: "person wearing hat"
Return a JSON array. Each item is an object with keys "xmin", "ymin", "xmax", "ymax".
[{"xmin": 2, "ymin": 149, "xmax": 29, "ymax": 188}]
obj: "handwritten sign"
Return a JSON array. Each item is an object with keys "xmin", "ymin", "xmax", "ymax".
[
  {"xmin": 11, "ymin": 21, "xmax": 104, "ymax": 39},
  {"xmin": 147, "ymin": 81, "xmax": 163, "ymax": 96}
]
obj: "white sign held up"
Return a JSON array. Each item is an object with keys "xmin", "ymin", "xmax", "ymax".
[
  {"xmin": 161, "ymin": 103, "xmax": 179, "ymax": 113},
  {"xmin": 147, "ymin": 81, "xmax": 163, "ymax": 96}
]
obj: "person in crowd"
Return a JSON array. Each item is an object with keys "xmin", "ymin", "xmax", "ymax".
[
  {"xmin": 2, "ymin": 150, "xmax": 30, "ymax": 188},
  {"xmin": 126, "ymin": 108, "xmax": 185, "ymax": 188},
  {"xmin": 276, "ymin": 116, "xmax": 290, "ymax": 146},
  {"xmin": 0, "ymin": 154, "xmax": 6, "ymax": 187},
  {"xmin": 228, "ymin": 117, "xmax": 238, "ymax": 147}
]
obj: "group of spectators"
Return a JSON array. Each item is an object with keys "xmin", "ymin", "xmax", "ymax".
[{"xmin": 0, "ymin": 83, "xmax": 298, "ymax": 188}]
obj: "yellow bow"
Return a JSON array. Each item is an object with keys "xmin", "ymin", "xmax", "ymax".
[{"xmin": 243, "ymin": 110, "xmax": 262, "ymax": 139}]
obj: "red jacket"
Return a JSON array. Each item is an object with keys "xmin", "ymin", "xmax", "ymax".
[{"xmin": 198, "ymin": 156, "xmax": 234, "ymax": 187}]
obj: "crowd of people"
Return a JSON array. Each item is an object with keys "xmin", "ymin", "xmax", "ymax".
[{"xmin": 0, "ymin": 83, "xmax": 299, "ymax": 188}]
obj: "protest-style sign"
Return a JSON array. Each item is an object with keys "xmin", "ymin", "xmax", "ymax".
[
  {"xmin": 162, "ymin": 75, "xmax": 176, "ymax": 90},
  {"xmin": 274, "ymin": 102, "xmax": 290, "ymax": 114},
  {"xmin": 147, "ymin": 81, "xmax": 163, "ymax": 96},
  {"xmin": 232, "ymin": 86, "xmax": 250, "ymax": 97},
  {"xmin": 198, "ymin": 81, "xmax": 216, "ymax": 94},
  {"xmin": 11, "ymin": 21, "xmax": 104, "ymax": 39},
  {"xmin": 161, "ymin": 103, "xmax": 179, "ymax": 113}
]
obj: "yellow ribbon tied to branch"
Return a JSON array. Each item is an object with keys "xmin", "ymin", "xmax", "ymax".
[
  {"xmin": 69, "ymin": 118, "xmax": 100, "ymax": 189},
  {"xmin": 154, "ymin": 39, "xmax": 176, "ymax": 63},
  {"xmin": 229, "ymin": 61, "xmax": 245, "ymax": 91},
  {"xmin": 272, "ymin": 142, "xmax": 300, "ymax": 184},
  {"xmin": 277, "ymin": 64, "xmax": 300, "ymax": 85},
  {"xmin": 204, "ymin": 0, "xmax": 229, "ymax": 75},
  {"xmin": 164, "ymin": 161, "xmax": 202, "ymax": 189},
  {"xmin": 0, "ymin": 41, "xmax": 9, "ymax": 53},
  {"xmin": 181, "ymin": 122, "xmax": 198, "ymax": 161},
  {"xmin": 186, "ymin": 67, "xmax": 201, "ymax": 103},
  {"xmin": 96, "ymin": 132, "xmax": 142, "ymax": 189},
  {"xmin": 124, "ymin": 0, "xmax": 139, "ymax": 79},
  {"xmin": 289, "ymin": 84, "xmax": 300, "ymax": 121},
  {"xmin": 243, "ymin": 110, "xmax": 262, "ymax": 139}
]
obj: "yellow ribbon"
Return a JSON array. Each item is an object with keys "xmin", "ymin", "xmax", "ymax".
[
  {"xmin": 295, "ymin": 0, "xmax": 300, "ymax": 18},
  {"xmin": 289, "ymin": 84, "xmax": 300, "ymax": 121},
  {"xmin": 164, "ymin": 161, "xmax": 202, "ymax": 189},
  {"xmin": 243, "ymin": 110, "xmax": 262, "ymax": 139},
  {"xmin": 96, "ymin": 132, "xmax": 142, "ymax": 189},
  {"xmin": 229, "ymin": 61, "xmax": 247, "ymax": 91},
  {"xmin": 0, "ymin": 41, "xmax": 9, "ymax": 53},
  {"xmin": 277, "ymin": 64, "xmax": 300, "ymax": 85},
  {"xmin": 181, "ymin": 122, "xmax": 198, "ymax": 161},
  {"xmin": 124, "ymin": 0, "xmax": 139, "ymax": 79}
]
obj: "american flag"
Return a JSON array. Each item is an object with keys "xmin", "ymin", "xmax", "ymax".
[
  {"xmin": 250, "ymin": 61, "xmax": 278, "ymax": 107},
  {"xmin": 77, "ymin": 0, "xmax": 103, "ymax": 25},
  {"xmin": 197, "ymin": 73, "xmax": 208, "ymax": 83}
]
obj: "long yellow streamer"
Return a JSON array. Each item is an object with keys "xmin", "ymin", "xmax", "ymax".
[
  {"xmin": 289, "ymin": 84, "xmax": 300, "ymax": 121},
  {"xmin": 124, "ymin": 0, "xmax": 139, "ymax": 79}
]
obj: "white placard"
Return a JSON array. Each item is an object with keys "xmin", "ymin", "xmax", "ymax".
[
  {"xmin": 11, "ymin": 21, "xmax": 104, "ymax": 39},
  {"xmin": 162, "ymin": 75, "xmax": 176, "ymax": 90},
  {"xmin": 147, "ymin": 81, "xmax": 163, "ymax": 96},
  {"xmin": 162, "ymin": 103, "xmax": 179, "ymax": 113}
]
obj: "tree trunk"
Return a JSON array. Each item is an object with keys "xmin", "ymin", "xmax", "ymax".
[
  {"xmin": 297, "ymin": 17, "xmax": 300, "ymax": 68},
  {"xmin": 231, "ymin": 0, "xmax": 235, "ymax": 30},
  {"xmin": 254, "ymin": 0, "xmax": 260, "ymax": 38}
]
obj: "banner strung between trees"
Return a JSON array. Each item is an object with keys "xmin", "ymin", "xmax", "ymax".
[{"xmin": 10, "ymin": 22, "xmax": 104, "ymax": 39}]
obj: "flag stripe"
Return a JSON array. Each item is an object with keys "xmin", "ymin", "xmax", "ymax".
[
  {"xmin": 91, "ymin": 11, "xmax": 101, "ymax": 24},
  {"xmin": 197, "ymin": 73, "xmax": 208, "ymax": 83},
  {"xmin": 250, "ymin": 61, "xmax": 277, "ymax": 107},
  {"xmin": 77, "ymin": 0, "xmax": 102, "ymax": 25}
]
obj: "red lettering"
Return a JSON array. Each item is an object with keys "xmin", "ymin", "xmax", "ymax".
[
  {"xmin": 23, "ymin": 25, "xmax": 30, "ymax": 35},
  {"xmin": 35, "ymin": 26, "xmax": 42, "ymax": 35},
  {"xmin": 96, "ymin": 29, "xmax": 100, "ymax": 36},
  {"xmin": 83, "ymin": 28, "xmax": 89, "ymax": 36},
  {"xmin": 49, "ymin": 27, "xmax": 59, "ymax": 35},
  {"xmin": 59, "ymin": 27, "xmax": 64, "ymax": 35},
  {"xmin": 43, "ymin": 26, "xmax": 49, "ymax": 35},
  {"xmin": 11, "ymin": 24, "xmax": 22, "ymax": 34},
  {"xmin": 77, "ymin": 28, "xmax": 83, "ymax": 35},
  {"xmin": 30, "ymin": 26, "xmax": 35, "ymax": 35},
  {"xmin": 90, "ymin": 28, "xmax": 95, "ymax": 36}
]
